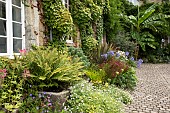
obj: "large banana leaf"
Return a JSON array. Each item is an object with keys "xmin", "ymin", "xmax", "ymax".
[{"xmin": 139, "ymin": 9, "xmax": 155, "ymax": 24}]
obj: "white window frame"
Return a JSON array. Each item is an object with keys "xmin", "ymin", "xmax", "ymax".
[
  {"xmin": 0, "ymin": 0, "xmax": 25, "ymax": 58},
  {"xmin": 61, "ymin": 0, "xmax": 74, "ymax": 46},
  {"xmin": 62, "ymin": 0, "xmax": 69, "ymax": 9}
]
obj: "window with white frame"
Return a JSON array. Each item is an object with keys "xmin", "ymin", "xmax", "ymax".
[
  {"xmin": 62, "ymin": 0, "xmax": 69, "ymax": 9},
  {"xmin": 61, "ymin": 0, "xmax": 74, "ymax": 46},
  {"xmin": 0, "ymin": 0, "xmax": 24, "ymax": 56}
]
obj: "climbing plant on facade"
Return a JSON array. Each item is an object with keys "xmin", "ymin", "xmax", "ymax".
[
  {"xmin": 42, "ymin": 0, "xmax": 73, "ymax": 41},
  {"xmin": 69, "ymin": 0, "xmax": 110, "ymax": 58}
]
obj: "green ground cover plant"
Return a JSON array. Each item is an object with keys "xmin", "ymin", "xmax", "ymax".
[{"xmin": 64, "ymin": 81, "xmax": 132, "ymax": 113}]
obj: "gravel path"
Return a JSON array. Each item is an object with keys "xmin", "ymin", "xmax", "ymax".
[{"xmin": 125, "ymin": 64, "xmax": 170, "ymax": 113}]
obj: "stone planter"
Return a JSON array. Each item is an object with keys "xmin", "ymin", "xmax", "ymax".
[
  {"xmin": 0, "ymin": 90, "xmax": 70, "ymax": 113},
  {"xmin": 39, "ymin": 90, "xmax": 70, "ymax": 111}
]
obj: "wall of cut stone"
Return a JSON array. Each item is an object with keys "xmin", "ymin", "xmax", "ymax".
[{"xmin": 24, "ymin": 0, "xmax": 46, "ymax": 50}]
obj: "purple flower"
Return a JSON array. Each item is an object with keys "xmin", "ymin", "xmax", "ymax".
[
  {"xmin": 29, "ymin": 94, "xmax": 32, "ymax": 97},
  {"xmin": 116, "ymin": 52, "xmax": 120, "ymax": 57},
  {"xmin": 130, "ymin": 57, "xmax": 134, "ymax": 61},
  {"xmin": 137, "ymin": 59, "xmax": 143, "ymax": 68},
  {"xmin": 107, "ymin": 51, "xmax": 114, "ymax": 56},
  {"xmin": 43, "ymin": 92, "xmax": 46, "ymax": 95},
  {"xmin": 32, "ymin": 96, "xmax": 35, "ymax": 99},
  {"xmin": 29, "ymin": 85, "xmax": 32, "ymax": 87},
  {"xmin": 137, "ymin": 63, "xmax": 142, "ymax": 68},
  {"xmin": 125, "ymin": 52, "xmax": 129, "ymax": 56},
  {"xmin": 101, "ymin": 54, "xmax": 108, "ymax": 59},
  {"xmin": 138, "ymin": 59, "xmax": 143, "ymax": 63}
]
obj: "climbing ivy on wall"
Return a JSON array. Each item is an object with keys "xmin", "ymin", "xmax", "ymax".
[
  {"xmin": 71, "ymin": 0, "xmax": 110, "ymax": 38},
  {"xmin": 23, "ymin": 0, "xmax": 119, "ymax": 52},
  {"xmin": 42, "ymin": 0, "xmax": 73, "ymax": 42},
  {"xmin": 69, "ymin": 0, "xmax": 110, "ymax": 57}
]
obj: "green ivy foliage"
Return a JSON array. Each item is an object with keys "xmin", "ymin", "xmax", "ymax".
[
  {"xmin": 82, "ymin": 36, "xmax": 98, "ymax": 59},
  {"xmin": 42, "ymin": 0, "xmax": 73, "ymax": 40},
  {"xmin": 70, "ymin": 0, "xmax": 109, "ymax": 37}
]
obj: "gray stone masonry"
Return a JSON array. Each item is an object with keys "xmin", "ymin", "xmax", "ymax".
[{"xmin": 125, "ymin": 64, "xmax": 170, "ymax": 113}]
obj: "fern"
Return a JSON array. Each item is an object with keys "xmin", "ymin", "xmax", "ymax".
[{"xmin": 23, "ymin": 47, "xmax": 84, "ymax": 88}]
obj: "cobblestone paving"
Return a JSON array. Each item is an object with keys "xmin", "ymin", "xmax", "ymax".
[{"xmin": 125, "ymin": 64, "xmax": 170, "ymax": 113}]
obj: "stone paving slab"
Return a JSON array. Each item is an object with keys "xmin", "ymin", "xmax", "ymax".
[{"xmin": 125, "ymin": 64, "xmax": 170, "ymax": 113}]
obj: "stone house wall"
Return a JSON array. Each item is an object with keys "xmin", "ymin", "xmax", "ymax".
[{"xmin": 24, "ymin": 0, "xmax": 46, "ymax": 50}]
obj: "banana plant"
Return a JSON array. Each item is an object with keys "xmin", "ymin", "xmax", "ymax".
[{"xmin": 122, "ymin": 3, "xmax": 170, "ymax": 51}]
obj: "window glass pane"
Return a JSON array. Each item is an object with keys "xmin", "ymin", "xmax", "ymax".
[
  {"xmin": 0, "ymin": 1, "xmax": 6, "ymax": 18},
  {"xmin": 13, "ymin": 39, "xmax": 22, "ymax": 53},
  {"xmin": 65, "ymin": 0, "xmax": 68, "ymax": 4},
  {"xmin": 12, "ymin": 0, "xmax": 21, "ymax": 7},
  {"xmin": 0, "ymin": 37, "xmax": 7, "ymax": 53},
  {"xmin": 12, "ymin": 6, "xmax": 21, "ymax": 22},
  {"xmin": 0, "ymin": 19, "xmax": 6, "ymax": 36},
  {"xmin": 13, "ymin": 23, "xmax": 22, "ymax": 37}
]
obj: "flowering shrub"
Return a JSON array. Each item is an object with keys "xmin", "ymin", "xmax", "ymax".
[
  {"xmin": 64, "ymin": 81, "xmax": 131, "ymax": 113},
  {"xmin": 99, "ymin": 57, "xmax": 129, "ymax": 78},
  {"xmin": 99, "ymin": 50, "xmax": 139, "ymax": 89}
]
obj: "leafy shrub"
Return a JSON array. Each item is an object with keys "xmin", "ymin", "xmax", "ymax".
[
  {"xmin": 22, "ymin": 47, "xmax": 84, "ymax": 91},
  {"xmin": 91, "ymin": 42, "xmax": 116, "ymax": 63},
  {"xmin": 84, "ymin": 67, "xmax": 106, "ymax": 83},
  {"xmin": 0, "ymin": 57, "xmax": 24, "ymax": 112},
  {"xmin": 64, "ymin": 81, "xmax": 132, "ymax": 113},
  {"xmin": 82, "ymin": 36, "xmax": 98, "ymax": 59},
  {"xmin": 143, "ymin": 45, "xmax": 170, "ymax": 63},
  {"xmin": 68, "ymin": 47, "xmax": 90, "ymax": 68},
  {"xmin": 111, "ymin": 32, "xmax": 137, "ymax": 55},
  {"xmin": 112, "ymin": 67, "xmax": 137, "ymax": 90}
]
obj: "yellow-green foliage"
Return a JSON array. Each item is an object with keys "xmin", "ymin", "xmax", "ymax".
[
  {"xmin": 85, "ymin": 68, "xmax": 106, "ymax": 83},
  {"xmin": 23, "ymin": 47, "xmax": 84, "ymax": 88}
]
